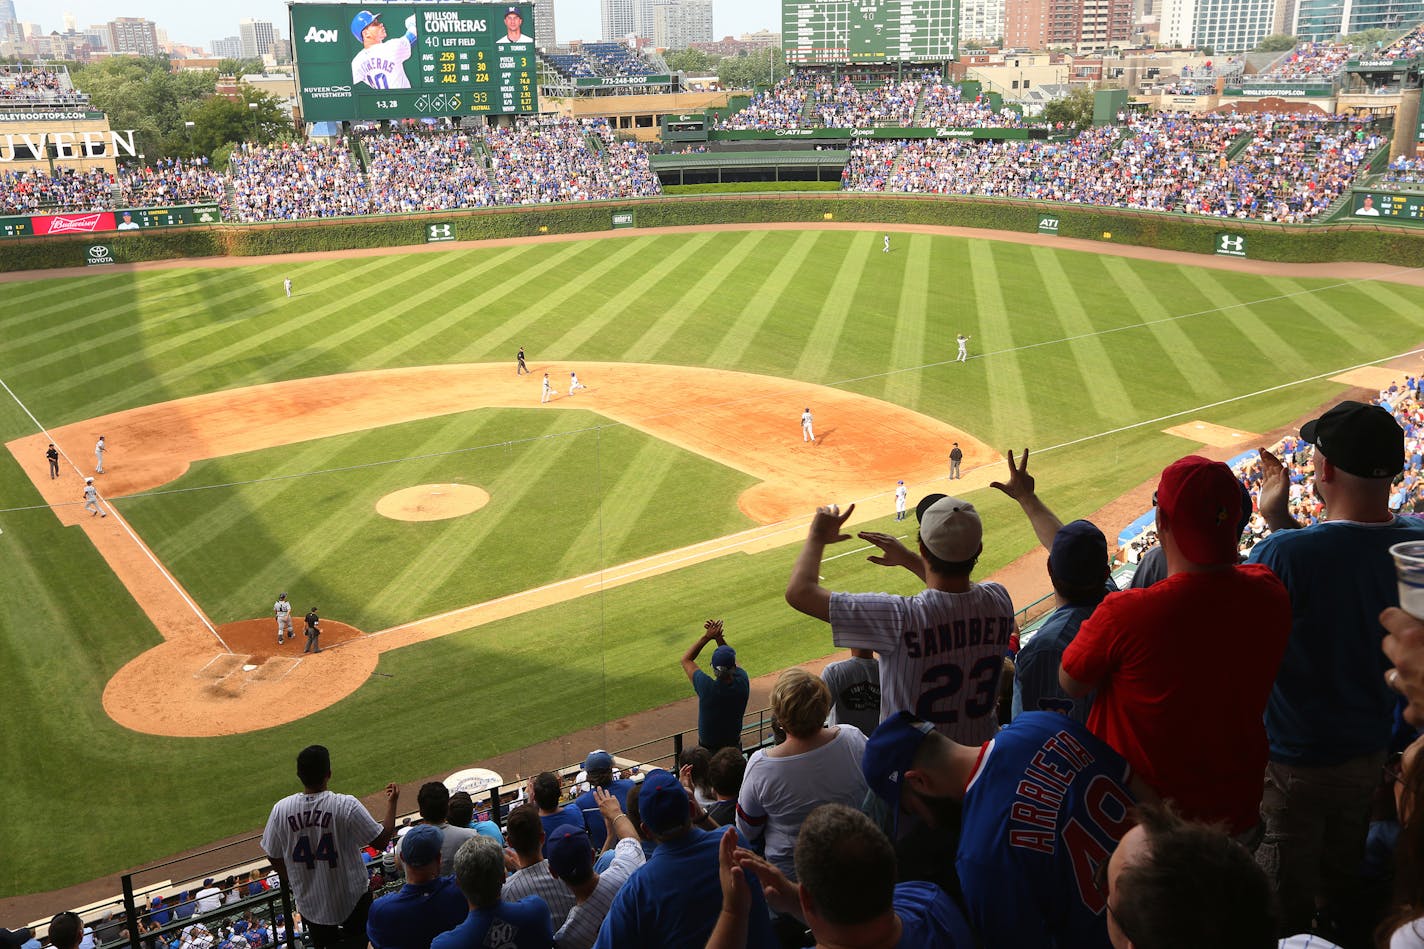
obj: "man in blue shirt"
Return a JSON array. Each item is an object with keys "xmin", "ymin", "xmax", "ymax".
[
  {"xmin": 368, "ymin": 825, "xmax": 467, "ymax": 949},
  {"xmin": 432, "ymin": 836, "xmax": 553, "ymax": 949},
  {"xmin": 680, "ymin": 619, "xmax": 750, "ymax": 751},
  {"xmin": 530, "ymin": 772, "xmax": 584, "ymax": 857},
  {"xmin": 571, "ymin": 750, "xmax": 635, "ymax": 851},
  {"xmin": 594, "ymin": 769, "xmax": 776, "ymax": 948},
  {"xmin": 1247, "ymin": 400, "xmax": 1424, "ymax": 943}
]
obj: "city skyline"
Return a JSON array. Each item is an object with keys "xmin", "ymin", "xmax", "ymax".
[{"xmin": 9, "ymin": 0, "xmax": 775, "ymax": 53}]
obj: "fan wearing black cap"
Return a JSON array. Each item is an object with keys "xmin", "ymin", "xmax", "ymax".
[
  {"xmin": 1245, "ymin": 399, "xmax": 1424, "ymax": 943},
  {"xmin": 785, "ymin": 495, "xmax": 1015, "ymax": 746}
]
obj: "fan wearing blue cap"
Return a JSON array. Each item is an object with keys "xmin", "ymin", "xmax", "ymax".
[
  {"xmin": 546, "ymin": 788, "xmax": 645, "ymax": 949},
  {"xmin": 680, "ymin": 619, "xmax": 750, "ymax": 753},
  {"xmin": 570, "ymin": 750, "xmax": 636, "ymax": 852},
  {"xmin": 367, "ymin": 825, "xmax": 466, "ymax": 949},
  {"xmin": 862, "ymin": 710, "xmax": 1142, "ymax": 948}
]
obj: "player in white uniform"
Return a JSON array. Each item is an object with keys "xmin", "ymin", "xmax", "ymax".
[
  {"xmin": 261, "ymin": 746, "xmax": 399, "ymax": 949},
  {"xmin": 83, "ymin": 477, "xmax": 105, "ymax": 517},
  {"xmin": 349, "ymin": 11, "xmax": 416, "ymax": 90},
  {"xmin": 284, "ymin": 278, "xmax": 292, "ymax": 298},
  {"xmin": 883, "ymin": 234, "xmax": 891, "ymax": 254},
  {"xmin": 94, "ymin": 435, "xmax": 106, "ymax": 474},
  {"xmin": 569, "ymin": 371, "xmax": 586, "ymax": 395},
  {"xmin": 801, "ymin": 407, "xmax": 815, "ymax": 443},
  {"xmin": 894, "ymin": 480, "xmax": 907, "ymax": 521},
  {"xmin": 785, "ymin": 495, "xmax": 1016, "ymax": 745},
  {"xmin": 274, "ymin": 593, "xmax": 294, "ymax": 644},
  {"xmin": 541, "ymin": 372, "xmax": 553, "ymax": 403},
  {"xmin": 956, "ymin": 334, "xmax": 970, "ymax": 363}
]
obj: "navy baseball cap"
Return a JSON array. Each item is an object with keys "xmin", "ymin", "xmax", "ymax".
[
  {"xmin": 400, "ymin": 824, "xmax": 443, "ymax": 868},
  {"xmin": 584, "ymin": 749, "xmax": 613, "ymax": 771},
  {"xmin": 504, "ymin": 5, "xmax": 522, "ymax": 14},
  {"xmin": 637, "ymin": 769, "xmax": 691, "ymax": 834},
  {"xmin": 546, "ymin": 826, "xmax": 594, "ymax": 884},
  {"xmin": 0, "ymin": 929, "xmax": 33, "ymax": 949},
  {"xmin": 1301, "ymin": 400, "xmax": 1404, "ymax": 479},
  {"xmin": 1048, "ymin": 520, "xmax": 1108, "ymax": 591},
  {"xmin": 862, "ymin": 711, "xmax": 937, "ymax": 826},
  {"xmin": 711, "ymin": 645, "xmax": 736, "ymax": 671},
  {"xmin": 350, "ymin": 10, "xmax": 382, "ymax": 40}
]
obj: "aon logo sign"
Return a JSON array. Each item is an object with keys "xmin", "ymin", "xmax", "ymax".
[{"xmin": 304, "ymin": 26, "xmax": 340, "ymax": 42}]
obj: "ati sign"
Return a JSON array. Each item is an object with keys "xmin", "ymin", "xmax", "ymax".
[
  {"xmin": 1215, "ymin": 234, "xmax": 1248, "ymax": 258},
  {"xmin": 1038, "ymin": 215, "xmax": 1059, "ymax": 234},
  {"xmin": 425, "ymin": 222, "xmax": 455, "ymax": 243},
  {"xmin": 86, "ymin": 244, "xmax": 115, "ymax": 266},
  {"xmin": 611, "ymin": 211, "xmax": 635, "ymax": 229}
]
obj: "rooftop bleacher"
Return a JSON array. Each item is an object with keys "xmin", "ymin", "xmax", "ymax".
[{"xmin": 0, "ymin": 64, "xmax": 90, "ymax": 107}]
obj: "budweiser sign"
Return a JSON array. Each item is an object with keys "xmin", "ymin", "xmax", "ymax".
[{"xmin": 32, "ymin": 212, "xmax": 116, "ymax": 235}]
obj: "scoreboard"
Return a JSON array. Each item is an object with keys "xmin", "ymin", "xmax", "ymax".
[
  {"xmin": 291, "ymin": 3, "xmax": 538, "ymax": 122},
  {"xmin": 783, "ymin": 0, "xmax": 957, "ymax": 65},
  {"xmin": 1351, "ymin": 190, "xmax": 1424, "ymax": 221}
]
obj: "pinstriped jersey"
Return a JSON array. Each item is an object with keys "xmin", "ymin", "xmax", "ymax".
[
  {"xmin": 260, "ymin": 789, "xmax": 381, "ymax": 925},
  {"xmin": 830, "ymin": 583, "xmax": 1015, "ymax": 745}
]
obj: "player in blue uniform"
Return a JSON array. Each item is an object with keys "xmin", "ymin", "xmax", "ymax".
[{"xmin": 863, "ymin": 710, "xmax": 1146, "ymax": 948}]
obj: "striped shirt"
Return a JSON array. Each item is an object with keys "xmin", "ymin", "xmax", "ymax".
[
  {"xmin": 260, "ymin": 789, "xmax": 381, "ymax": 925},
  {"xmin": 503, "ymin": 861, "xmax": 576, "ymax": 931},
  {"xmin": 830, "ymin": 583, "xmax": 1015, "ymax": 745},
  {"xmin": 555, "ymin": 839, "xmax": 644, "ymax": 949}
]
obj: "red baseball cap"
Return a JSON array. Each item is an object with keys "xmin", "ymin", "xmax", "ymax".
[{"xmin": 1156, "ymin": 455, "xmax": 1244, "ymax": 566}]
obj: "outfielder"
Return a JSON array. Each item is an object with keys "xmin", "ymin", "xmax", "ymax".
[
  {"xmin": 94, "ymin": 435, "xmax": 106, "ymax": 474},
  {"xmin": 82, "ymin": 477, "xmax": 105, "ymax": 518},
  {"xmin": 883, "ymin": 234, "xmax": 890, "ymax": 254},
  {"xmin": 283, "ymin": 277, "xmax": 292, "ymax": 298},
  {"xmin": 894, "ymin": 480, "xmax": 907, "ymax": 521},
  {"xmin": 274, "ymin": 593, "xmax": 293, "ymax": 644},
  {"xmin": 350, "ymin": 10, "xmax": 416, "ymax": 90},
  {"xmin": 541, "ymin": 373, "xmax": 553, "ymax": 403},
  {"xmin": 801, "ymin": 407, "xmax": 815, "ymax": 443},
  {"xmin": 956, "ymin": 334, "xmax": 970, "ymax": 363},
  {"xmin": 569, "ymin": 371, "xmax": 586, "ymax": 395}
]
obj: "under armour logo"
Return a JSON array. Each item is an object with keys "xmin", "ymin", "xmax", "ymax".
[
  {"xmin": 429, "ymin": 224, "xmax": 452, "ymax": 238},
  {"xmin": 1219, "ymin": 236, "xmax": 1244, "ymax": 251}
]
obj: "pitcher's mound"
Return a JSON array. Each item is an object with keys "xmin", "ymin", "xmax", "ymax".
[{"xmin": 376, "ymin": 483, "xmax": 490, "ymax": 521}]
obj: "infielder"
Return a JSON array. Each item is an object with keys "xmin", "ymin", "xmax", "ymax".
[
  {"xmin": 46, "ymin": 443, "xmax": 59, "ymax": 479},
  {"xmin": 956, "ymin": 334, "xmax": 970, "ymax": 363},
  {"xmin": 83, "ymin": 477, "xmax": 105, "ymax": 517},
  {"xmin": 274, "ymin": 593, "xmax": 294, "ymax": 644},
  {"xmin": 94, "ymin": 435, "xmax": 106, "ymax": 474},
  {"xmin": 516, "ymin": 346, "xmax": 528, "ymax": 375},
  {"xmin": 801, "ymin": 407, "xmax": 815, "ymax": 443},
  {"xmin": 569, "ymin": 371, "xmax": 586, "ymax": 395},
  {"xmin": 894, "ymin": 480, "xmax": 907, "ymax": 520},
  {"xmin": 541, "ymin": 373, "xmax": 553, "ymax": 403},
  {"xmin": 883, "ymin": 234, "xmax": 891, "ymax": 254},
  {"xmin": 350, "ymin": 10, "xmax": 417, "ymax": 90}
]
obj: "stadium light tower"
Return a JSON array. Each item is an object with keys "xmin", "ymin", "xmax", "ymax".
[{"xmin": 248, "ymin": 101, "xmax": 259, "ymax": 141}]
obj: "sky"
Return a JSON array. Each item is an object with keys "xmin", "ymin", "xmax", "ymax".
[{"xmin": 13, "ymin": 0, "xmax": 775, "ymax": 51}]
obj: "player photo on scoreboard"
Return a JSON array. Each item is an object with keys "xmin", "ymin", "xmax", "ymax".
[{"xmin": 350, "ymin": 8, "xmax": 418, "ymax": 89}]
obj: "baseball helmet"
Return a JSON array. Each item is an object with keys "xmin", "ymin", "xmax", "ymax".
[
  {"xmin": 351, "ymin": 10, "xmax": 383, "ymax": 40},
  {"xmin": 85, "ymin": 476, "xmax": 94, "ymax": 483}
]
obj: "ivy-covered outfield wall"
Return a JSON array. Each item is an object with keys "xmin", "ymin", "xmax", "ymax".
[{"xmin": 5, "ymin": 193, "xmax": 1423, "ymax": 272}]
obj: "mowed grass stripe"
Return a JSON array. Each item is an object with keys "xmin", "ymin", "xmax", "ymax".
[
  {"xmin": 1350, "ymin": 280, "xmax": 1424, "ymax": 327},
  {"xmin": 967, "ymin": 240, "xmax": 1034, "ymax": 441},
  {"xmin": 707, "ymin": 231, "xmax": 822, "ymax": 370},
  {"xmin": 3, "ymin": 270, "xmax": 199, "ymax": 330},
  {"xmin": 1260, "ymin": 278, "xmax": 1381, "ymax": 359},
  {"xmin": 1031, "ymin": 248, "xmax": 1136, "ymax": 418},
  {"xmin": 541, "ymin": 234, "xmax": 717, "ymax": 356},
  {"xmin": 881, "ymin": 234, "xmax": 931, "ymax": 408},
  {"xmin": 793, "ymin": 232, "xmax": 875, "ymax": 380},
  {"xmin": 642, "ymin": 231, "xmax": 769, "ymax": 362},
  {"xmin": 1098, "ymin": 258, "xmax": 1229, "ymax": 398},
  {"xmin": 554, "ymin": 435, "xmax": 680, "ymax": 574},
  {"xmin": 1178, "ymin": 269, "xmax": 1306, "ymax": 370}
]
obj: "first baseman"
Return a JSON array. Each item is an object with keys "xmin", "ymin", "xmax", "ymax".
[
  {"xmin": 94, "ymin": 435, "xmax": 106, "ymax": 474},
  {"xmin": 350, "ymin": 10, "xmax": 417, "ymax": 90},
  {"xmin": 801, "ymin": 407, "xmax": 815, "ymax": 443},
  {"xmin": 83, "ymin": 477, "xmax": 105, "ymax": 517},
  {"xmin": 46, "ymin": 443, "xmax": 59, "ymax": 479},
  {"xmin": 541, "ymin": 373, "xmax": 553, "ymax": 403},
  {"xmin": 275, "ymin": 593, "xmax": 294, "ymax": 643},
  {"xmin": 569, "ymin": 371, "xmax": 586, "ymax": 395},
  {"xmin": 895, "ymin": 480, "xmax": 907, "ymax": 520}
]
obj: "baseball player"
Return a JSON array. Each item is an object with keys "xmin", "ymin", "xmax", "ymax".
[
  {"xmin": 274, "ymin": 593, "xmax": 294, "ymax": 644},
  {"xmin": 261, "ymin": 746, "xmax": 399, "ymax": 949},
  {"xmin": 541, "ymin": 373, "xmax": 553, "ymax": 403},
  {"xmin": 949, "ymin": 442, "xmax": 963, "ymax": 480},
  {"xmin": 517, "ymin": 346, "xmax": 528, "ymax": 375},
  {"xmin": 883, "ymin": 234, "xmax": 890, "ymax": 254},
  {"xmin": 569, "ymin": 371, "xmax": 586, "ymax": 395},
  {"xmin": 303, "ymin": 606, "xmax": 322, "ymax": 654},
  {"xmin": 46, "ymin": 443, "xmax": 59, "ymax": 479},
  {"xmin": 801, "ymin": 407, "xmax": 815, "ymax": 443},
  {"xmin": 283, "ymin": 277, "xmax": 292, "ymax": 298},
  {"xmin": 956, "ymin": 334, "xmax": 970, "ymax": 363},
  {"xmin": 94, "ymin": 435, "xmax": 106, "ymax": 474},
  {"xmin": 350, "ymin": 10, "xmax": 417, "ymax": 90},
  {"xmin": 894, "ymin": 480, "xmax": 907, "ymax": 520},
  {"xmin": 83, "ymin": 477, "xmax": 105, "ymax": 517}
]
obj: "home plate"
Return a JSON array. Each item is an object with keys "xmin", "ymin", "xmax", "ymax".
[
  {"xmin": 243, "ymin": 664, "xmax": 257, "ymax": 672},
  {"xmin": 1162, "ymin": 421, "xmax": 1261, "ymax": 448}
]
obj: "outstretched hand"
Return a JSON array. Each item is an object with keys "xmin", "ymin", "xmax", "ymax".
[
  {"xmin": 732, "ymin": 847, "xmax": 801, "ymax": 919},
  {"xmin": 858, "ymin": 531, "xmax": 918, "ymax": 570},
  {"xmin": 717, "ymin": 827, "xmax": 750, "ymax": 919},
  {"xmin": 990, "ymin": 448, "xmax": 1035, "ymax": 502},
  {"xmin": 808, "ymin": 503, "xmax": 856, "ymax": 544}
]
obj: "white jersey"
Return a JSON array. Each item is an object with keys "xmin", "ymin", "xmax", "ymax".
[
  {"xmin": 351, "ymin": 37, "xmax": 413, "ymax": 89},
  {"xmin": 830, "ymin": 583, "xmax": 1015, "ymax": 744},
  {"xmin": 895, "ymin": 485, "xmax": 907, "ymax": 508},
  {"xmin": 260, "ymin": 789, "xmax": 381, "ymax": 925},
  {"xmin": 275, "ymin": 599, "xmax": 292, "ymax": 617},
  {"xmin": 801, "ymin": 410, "xmax": 813, "ymax": 429},
  {"xmin": 555, "ymin": 837, "xmax": 645, "ymax": 949},
  {"xmin": 84, "ymin": 484, "xmax": 98, "ymax": 502}
]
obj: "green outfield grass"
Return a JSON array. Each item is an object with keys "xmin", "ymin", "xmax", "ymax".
[{"xmin": 2, "ymin": 228, "xmax": 1423, "ymax": 898}]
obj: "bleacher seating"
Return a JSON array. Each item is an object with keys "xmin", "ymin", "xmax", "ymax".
[{"xmin": 0, "ymin": 64, "xmax": 89, "ymax": 106}]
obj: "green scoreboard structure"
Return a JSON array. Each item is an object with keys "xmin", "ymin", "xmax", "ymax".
[
  {"xmin": 290, "ymin": 2, "xmax": 538, "ymax": 122},
  {"xmin": 1351, "ymin": 190, "xmax": 1424, "ymax": 222},
  {"xmin": 783, "ymin": 0, "xmax": 957, "ymax": 65}
]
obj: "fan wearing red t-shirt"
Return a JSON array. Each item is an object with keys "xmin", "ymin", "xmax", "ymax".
[{"xmin": 1060, "ymin": 455, "xmax": 1291, "ymax": 835}]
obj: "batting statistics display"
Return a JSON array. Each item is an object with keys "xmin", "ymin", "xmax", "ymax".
[
  {"xmin": 782, "ymin": 0, "xmax": 957, "ymax": 64},
  {"xmin": 290, "ymin": 2, "xmax": 537, "ymax": 122}
]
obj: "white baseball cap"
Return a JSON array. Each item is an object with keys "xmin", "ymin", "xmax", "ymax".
[
  {"xmin": 85, "ymin": 476, "xmax": 94, "ymax": 483},
  {"xmin": 917, "ymin": 495, "xmax": 982, "ymax": 561}
]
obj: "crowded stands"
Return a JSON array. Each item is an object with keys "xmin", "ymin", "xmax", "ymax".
[
  {"xmin": 1255, "ymin": 41, "xmax": 1353, "ymax": 80},
  {"xmin": 1377, "ymin": 22, "xmax": 1424, "ymax": 62},
  {"xmin": 0, "ymin": 65, "xmax": 87, "ymax": 105},
  {"xmin": 1386, "ymin": 155, "xmax": 1424, "ymax": 185}
]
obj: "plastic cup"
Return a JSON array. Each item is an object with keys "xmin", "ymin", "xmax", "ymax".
[{"xmin": 1392, "ymin": 541, "xmax": 1424, "ymax": 619}]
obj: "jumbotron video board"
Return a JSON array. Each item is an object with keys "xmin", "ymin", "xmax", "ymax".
[
  {"xmin": 290, "ymin": 2, "xmax": 537, "ymax": 122},
  {"xmin": 782, "ymin": 0, "xmax": 957, "ymax": 64}
]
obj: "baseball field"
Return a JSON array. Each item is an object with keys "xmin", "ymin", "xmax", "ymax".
[{"xmin": 4, "ymin": 223, "xmax": 1424, "ymax": 899}]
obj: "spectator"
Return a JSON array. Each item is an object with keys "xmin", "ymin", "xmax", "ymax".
[
  {"xmin": 680, "ymin": 619, "xmax": 750, "ymax": 752},
  {"xmin": 1379, "ymin": 733, "xmax": 1424, "ymax": 946},
  {"xmin": 710, "ymin": 804, "xmax": 974, "ymax": 949},
  {"xmin": 414, "ymin": 782, "xmax": 480, "ymax": 868},
  {"xmin": 260, "ymin": 745, "xmax": 400, "ymax": 949},
  {"xmin": 501, "ymin": 804, "xmax": 576, "ymax": 930},
  {"xmin": 1247, "ymin": 401, "xmax": 1424, "ymax": 942},
  {"xmin": 0, "ymin": 928, "xmax": 34, "ymax": 949},
  {"xmin": 819, "ymin": 648, "xmax": 881, "ymax": 737},
  {"xmin": 49, "ymin": 914, "xmax": 82, "ymax": 949},
  {"xmin": 706, "ymin": 748, "xmax": 746, "ymax": 827},
  {"xmin": 1385, "ymin": 607, "xmax": 1424, "ymax": 728},
  {"xmin": 529, "ymin": 771, "xmax": 584, "ymax": 856},
  {"xmin": 194, "ymin": 880, "xmax": 222, "ymax": 915},
  {"xmin": 736, "ymin": 668, "xmax": 870, "ymax": 882},
  {"xmin": 366, "ymin": 825, "xmax": 466, "ymax": 949},
  {"xmin": 785, "ymin": 495, "xmax": 1015, "ymax": 743},
  {"xmin": 571, "ymin": 751, "xmax": 636, "ymax": 852},
  {"xmin": 863, "ymin": 709, "xmax": 1143, "ymax": 947},
  {"xmin": 432, "ymin": 836, "xmax": 552, "ymax": 949},
  {"xmin": 546, "ymin": 789, "xmax": 646, "ymax": 949},
  {"xmin": 678, "ymin": 746, "xmax": 716, "ymax": 808},
  {"xmin": 446, "ymin": 790, "xmax": 505, "ymax": 846},
  {"xmin": 593, "ymin": 769, "xmax": 776, "ymax": 948},
  {"xmin": 1060, "ymin": 456, "xmax": 1289, "ymax": 835}
]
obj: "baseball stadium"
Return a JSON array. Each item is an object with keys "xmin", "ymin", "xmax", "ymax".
[{"xmin": 5, "ymin": 2, "xmax": 1424, "ymax": 946}]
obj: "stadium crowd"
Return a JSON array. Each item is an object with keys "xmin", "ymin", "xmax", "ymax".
[
  {"xmin": 1255, "ymin": 42, "xmax": 1353, "ymax": 80},
  {"xmin": 1377, "ymin": 22, "xmax": 1424, "ymax": 61},
  {"xmin": 1386, "ymin": 155, "xmax": 1424, "ymax": 185},
  {"xmin": 0, "ymin": 66, "xmax": 85, "ymax": 104}
]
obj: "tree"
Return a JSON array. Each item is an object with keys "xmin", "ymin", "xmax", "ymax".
[
  {"xmin": 718, "ymin": 47, "xmax": 785, "ymax": 91},
  {"xmin": 72, "ymin": 56, "xmax": 218, "ymax": 160},
  {"xmin": 1253, "ymin": 34, "xmax": 1299, "ymax": 51},
  {"xmin": 1341, "ymin": 28, "xmax": 1392, "ymax": 47},
  {"xmin": 664, "ymin": 49, "xmax": 717, "ymax": 75},
  {"xmin": 1040, "ymin": 87, "xmax": 1095, "ymax": 130},
  {"xmin": 217, "ymin": 57, "xmax": 267, "ymax": 77},
  {"xmin": 188, "ymin": 90, "xmax": 289, "ymax": 156}
]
